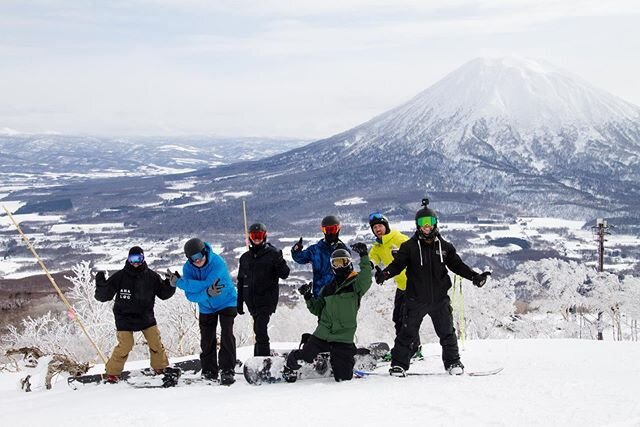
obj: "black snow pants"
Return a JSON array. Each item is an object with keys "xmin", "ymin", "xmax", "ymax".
[
  {"xmin": 391, "ymin": 296, "xmax": 459, "ymax": 371},
  {"xmin": 199, "ymin": 307, "xmax": 237, "ymax": 376},
  {"xmin": 392, "ymin": 288, "xmax": 421, "ymax": 350},
  {"xmin": 251, "ymin": 306, "xmax": 272, "ymax": 356},
  {"xmin": 287, "ymin": 335, "xmax": 357, "ymax": 382}
]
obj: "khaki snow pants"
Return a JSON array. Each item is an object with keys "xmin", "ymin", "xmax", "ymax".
[{"xmin": 105, "ymin": 325, "xmax": 169, "ymax": 376}]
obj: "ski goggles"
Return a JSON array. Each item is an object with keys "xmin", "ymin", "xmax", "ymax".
[
  {"xmin": 368, "ymin": 212, "xmax": 386, "ymax": 222},
  {"xmin": 188, "ymin": 249, "xmax": 206, "ymax": 263},
  {"xmin": 321, "ymin": 224, "xmax": 341, "ymax": 235},
  {"xmin": 248, "ymin": 230, "xmax": 266, "ymax": 241},
  {"xmin": 127, "ymin": 254, "xmax": 144, "ymax": 264},
  {"xmin": 416, "ymin": 216, "xmax": 437, "ymax": 227},
  {"xmin": 331, "ymin": 257, "xmax": 351, "ymax": 269}
]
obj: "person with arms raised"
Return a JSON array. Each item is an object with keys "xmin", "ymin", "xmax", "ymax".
[
  {"xmin": 377, "ymin": 200, "xmax": 491, "ymax": 377},
  {"xmin": 291, "ymin": 215, "xmax": 350, "ymax": 298},
  {"xmin": 95, "ymin": 246, "xmax": 177, "ymax": 385}
]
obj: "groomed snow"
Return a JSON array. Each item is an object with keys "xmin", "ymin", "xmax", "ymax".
[{"xmin": 1, "ymin": 339, "xmax": 639, "ymax": 427}]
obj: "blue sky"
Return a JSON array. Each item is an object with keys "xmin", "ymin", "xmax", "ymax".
[{"xmin": 1, "ymin": 0, "xmax": 639, "ymax": 138}]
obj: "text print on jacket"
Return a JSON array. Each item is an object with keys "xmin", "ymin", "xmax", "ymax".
[{"xmin": 95, "ymin": 261, "xmax": 175, "ymax": 331}]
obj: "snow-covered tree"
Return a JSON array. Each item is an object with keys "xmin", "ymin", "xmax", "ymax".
[{"xmin": 456, "ymin": 275, "xmax": 516, "ymax": 340}]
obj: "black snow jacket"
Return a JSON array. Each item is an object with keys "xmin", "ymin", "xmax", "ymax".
[
  {"xmin": 384, "ymin": 232, "xmax": 478, "ymax": 307},
  {"xmin": 95, "ymin": 262, "xmax": 175, "ymax": 331},
  {"xmin": 237, "ymin": 243, "xmax": 290, "ymax": 314}
]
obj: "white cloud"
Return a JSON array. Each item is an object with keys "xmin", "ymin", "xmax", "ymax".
[{"xmin": 0, "ymin": 0, "xmax": 639, "ymax": 137}]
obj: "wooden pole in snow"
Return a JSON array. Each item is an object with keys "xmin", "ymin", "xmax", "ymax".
[
  {"xmin": 2, "ymin": 205, "xmax": 108, "ymax": 364},
  {"xmin": 242, "ymin": 200, "xmax": 249, "ymax": 249}
]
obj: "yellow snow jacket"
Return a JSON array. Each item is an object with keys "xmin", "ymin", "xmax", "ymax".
[{"xmin": 369, "ymin": 229, "xmax": 409, "ymax": 290}]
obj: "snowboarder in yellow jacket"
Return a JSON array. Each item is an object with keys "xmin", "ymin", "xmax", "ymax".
[{"xmin": 368, "ymin": 212, "xmax": 421, "ymax": 358}]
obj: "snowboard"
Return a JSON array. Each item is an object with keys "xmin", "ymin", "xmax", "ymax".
[
  {"xmin": 67, "ymin": 358, "xmax": 201, "ymax": 389},
  {"xmin": 243, "ymin": 342, "xmax": 390, "ymax": 385},
  {"xmin": 354, "ymin": 366, "xmax": 504, "ymax": 378},
  {"xmin": 126, "ymin": 369, "xmax": 242, "ymax": 388}
]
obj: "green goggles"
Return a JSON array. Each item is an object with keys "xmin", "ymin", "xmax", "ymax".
[{"xmin": 416, "ymin": 216, "xmax": 437, "ymax": 227}]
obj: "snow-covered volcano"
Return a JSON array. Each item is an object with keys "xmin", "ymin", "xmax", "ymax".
[
  {"xmin": 256, "ymin": 57, "xmax": 640, "ymax": 219},
  {"xmin": 9, "ymin": 58, "xmax": 640, "ymax": 234},
  {"xmin": 326, "ymin": 57, "xmax": 640, "ymax": 170},
  {"xmin": 389, "ymin": 57, "xmax": 639, "ymax": 131}
]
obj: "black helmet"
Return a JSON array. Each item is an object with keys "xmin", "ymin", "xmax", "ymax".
[
  {"xmin": 321, "ymin": 215, "xmax": 341, "ymax": 244},
  {"xmin": 330, "ymin": 248, "xmax": 353, "ymax": 275},
  {"xmin": 368, "ymin": 212, "xmax": 390, "ymax": 235},
  {"xmin": 184, "ymin": 238, "xmax": 205, "ymax": 258},
  {"xmin": 249, "ymin": 223, "xmax": 267, "ymax": 233},
  {"xmin": 248, "ymin": 223, "xmax": 267, "ymax": 245},
  {"xmin": 415, "ymin": 199, "xmax": 438, "ymax": 239},
  {"xmin": 321, "ymin": 215, "xmax": 340, "ymax": 227}
]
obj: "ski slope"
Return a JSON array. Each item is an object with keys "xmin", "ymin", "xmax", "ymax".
[{"xmin": 1, "ymin": 339, "xmax": 639, "ymax": 427}]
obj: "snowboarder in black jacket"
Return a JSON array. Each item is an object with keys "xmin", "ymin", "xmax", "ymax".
[
  {"xmin": 95, "ymin": 246, "xmax": 176, "ymax": 382},
  {"xmin": 237, "ymin": 223, "xmax": 290, "ymax": 356},
  {"xmin": 377, "ymin": 200, "xmax": 491, "ymax": 376}
]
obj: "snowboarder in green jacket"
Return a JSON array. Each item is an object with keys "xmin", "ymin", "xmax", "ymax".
[{"xmin": 285, "ymin": 242, "xmax": 372, "ymax": 382}]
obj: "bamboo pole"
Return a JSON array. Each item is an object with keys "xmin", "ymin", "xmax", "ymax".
[
  {"xmin": 242, "ymin": 200, "xmax": 249, "ymax": 249},
  {"xmin": 2, "ymin": 205, "xmax": 108, "ymax": 364},
  {"xmin": 241, "ymin": 200, "xmax": 254, "ymax": 344}
]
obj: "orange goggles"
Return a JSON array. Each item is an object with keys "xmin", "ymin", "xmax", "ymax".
[
  {"xmin": 321, "ymin": 224, "xmax": 341, "ymax": 234},
  {"xmin": 249, "ymin": 231, "xmax": 266, "ymax": 241}
]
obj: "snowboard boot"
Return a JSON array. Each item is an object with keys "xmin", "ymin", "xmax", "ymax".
[
  {"xmin": 286, "ymin": 351, "xmax": 302, "ymax": 370},
  {"xmin": 162, "ymin": 367, "xmax": 181, "ymax": 387},
  {"xmin": 389, "ymin": 366, "xmax": 406, "ymax": 377},
  {"xmin": 282, "ymin": 366, "xmax": 298, "ymax": 383},
  {"xmin": 202, "ymin": 370, "xmax": 218, "ymax": 382},
  {"xmin": 219, "ymin": 370, "xmax": 235, "ymax": 386},
  {"xmin": 103, "ymin": 374, "xmax": 120, "ymax": 384},
  {"xmin": 313, "ymin": 354, "xmax": 330, "ymax": 375},
  {"xmin": 447, "ymin": 361, "xmax": 464, "ymax": 376}
]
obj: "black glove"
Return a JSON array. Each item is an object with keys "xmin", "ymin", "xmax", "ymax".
[
  {"xmin": 374, "ymin": 267, "xmax": 390, "ymax": 285},
  {"xmin": 350, "ymin": 242, "xmax": 368, "ymax": 257},
  {"xmin": 292, "ymin": 237, "xmax": 303, "ymax": 252},
  {"xmin": 207, "ymin": 278, "xmax": 224, "ymax": 297},
  {"xmin": 472, "ymin": 271, "xmax": 491, "ymax": 288},
  {"xmin": 95, "ymin": 271, "xmax": 106, "ymax": 284},
  {"xmin": 298, "ymin": 282, "xmax": 312, "ymax": 300},
  {"xmin": 165, "ymin": 269, "xmax": 180, "ymax": 287}
]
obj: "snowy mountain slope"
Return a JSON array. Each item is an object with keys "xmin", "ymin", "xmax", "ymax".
[
  {"xmin": 375, "ymin": 57, "xmax": 640, "ymax": 133},
  {"xmin": 0, "ymin": 134, "xmax": 308, "ymax": 176},
  {"xmin": 270, "ymin": 58, "xmax": 640, "ymax": 210},
  {"xmin": 1, "ymin": 340, "xmax": 639, "ymax": 427},
  {"xmin": 171, "ymin": 57, "xmax": 640, "ymax": 223},
  {"xmin": 5, "ymin": 57, "xmax": 640, "ymax": 237}
]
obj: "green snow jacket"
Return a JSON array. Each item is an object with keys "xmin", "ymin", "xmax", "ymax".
[{"xmin": 306, "ymin": 255, "xmax": 372, "ymax": 343}]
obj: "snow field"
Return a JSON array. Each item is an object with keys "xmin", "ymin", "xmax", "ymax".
[{"xmin": 1, "ymin": 339, "xmax": 640, "ymax": 427}]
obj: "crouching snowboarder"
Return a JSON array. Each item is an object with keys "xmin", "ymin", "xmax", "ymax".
[
  {"xmin": 285, "ymin": 242, "xmax": 372, "ymax": 382},
  {"xmin": 94, "ymin": 246, "xmax": 178, "ymax": 384}
]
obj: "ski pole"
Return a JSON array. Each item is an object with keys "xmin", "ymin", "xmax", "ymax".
[{"xmin": 2, "ymin": 205, "xmax": 108, "ymax": 364}]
